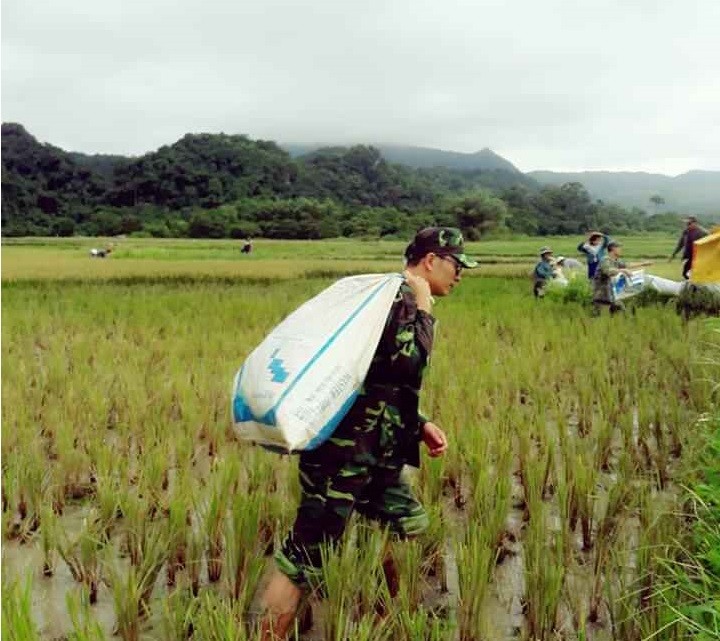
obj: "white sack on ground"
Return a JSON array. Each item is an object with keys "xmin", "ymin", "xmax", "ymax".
[{"xmin": 644, "ymin": 274, "xmax": 684, "ymax": 296}]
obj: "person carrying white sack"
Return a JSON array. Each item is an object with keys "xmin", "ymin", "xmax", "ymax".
[{"xmin": 257, "ymin": 227, "xmax": 478, "ymax": 640}]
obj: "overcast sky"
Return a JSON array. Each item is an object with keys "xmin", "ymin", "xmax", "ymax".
[{"xmin": 2, "ymin": 0, "xmax": 719, "ymax": 174}]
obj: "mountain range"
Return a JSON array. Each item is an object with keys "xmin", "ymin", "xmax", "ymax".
[
  {"xmin": 528, "ymin": 170, "xmax": 720, "ymax": 216},
  {"xmin": 286, "ymin": 144, "xmax": 719, "ymax": 216}
]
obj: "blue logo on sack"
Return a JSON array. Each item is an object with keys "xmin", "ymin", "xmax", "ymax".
[{"xmin": 268, "ymin": 349, "xmax": 289, "ymax": 383}]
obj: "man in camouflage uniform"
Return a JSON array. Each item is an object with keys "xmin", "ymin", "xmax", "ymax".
[
  {"xmin": 259, "ymin": 227, "xmax": 477, "ymax": 639},
  {"xmin": 592, "ymin": 240, "xmax": 632, "ymax": 315}
]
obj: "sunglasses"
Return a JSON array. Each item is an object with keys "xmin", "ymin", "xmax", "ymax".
[{"xmin": 438, "ymin": 254, "xmax": 463, "ymax": 276}]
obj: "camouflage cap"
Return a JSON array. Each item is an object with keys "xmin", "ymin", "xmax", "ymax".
[{"xmin": 404, "ymin": 227, "xmax": 478, "ymax": 268}]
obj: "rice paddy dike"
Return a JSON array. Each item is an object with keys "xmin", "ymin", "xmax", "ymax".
[{"xmin": 2, "ymin": 236, "xmax": 716, "ymax": 641}]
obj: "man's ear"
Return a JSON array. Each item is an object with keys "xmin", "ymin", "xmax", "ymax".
[{"xmin": 422, "ymin": 252, "xmax": 436, "ymax": 272}]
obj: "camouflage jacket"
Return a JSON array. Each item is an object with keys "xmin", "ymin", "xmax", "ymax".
[
  {"xmin": 593, "ymin": 256, "xmax": 626, "ymax": 302},
  {"xmin": 363, "ymin": 281, "xmax": 435, "ymax": 465}
]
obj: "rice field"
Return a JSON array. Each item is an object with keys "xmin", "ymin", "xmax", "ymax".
[{"xmin": 2, "ymin": 237, "xmax": 716, "ymax": 641}]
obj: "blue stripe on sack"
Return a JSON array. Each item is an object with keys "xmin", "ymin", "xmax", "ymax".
[
  {"xmin": 257, "ymin": 274, "xmax": 400, "ymax": 425},
  {"xmin": 253, "ymin": 390, "xmax": 361, "ymax": 454},
  {"xmin": 303, "ymin": 390, "xmax": 360, "ymax": 450},
  {"xmin": 232, "ymin": 365, "xmax": 256, "ymax": 423}
]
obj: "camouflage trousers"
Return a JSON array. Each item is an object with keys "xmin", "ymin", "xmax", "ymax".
[{"xmin": 274, "ymin": 398, "xmax": 428, "ymax": 587}]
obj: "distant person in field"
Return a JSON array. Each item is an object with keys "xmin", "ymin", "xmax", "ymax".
[
  {"xmin": 552, "ymin": 256, "xmax": 583, "ymax": 285},
  {"xmin": 257, "ymin": 227, "xmax": 478, "ymax": 640},
  {"xmin": 533, "ymin": 247, "xmax": 556, "ymax": 297},
  {"xmin": 577, "ymin": 231, "xmax": 610, "ymax": 279},
  {"xmin": 89, "ymin": 246, "xmax": 113, "ymax": 258},
  {"xmin": 555, "ymin": 256, "xmax": 583, "ymax": 271},
  {"xmin": 670, "ymin": 216, "xmax": 707, "ymax": 279},
  {"xmin": 241, "ymin": 238, "xmax": 253, "ymax": 254}
]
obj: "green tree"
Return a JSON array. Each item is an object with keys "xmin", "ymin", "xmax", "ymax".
[
  {"xmin": 51, "ymin": 217, "xmax": 76, "ymax": 236},
  {"xmin": 442, "ymin": 192, "xmax": 508, "ymax": 239},
  {"xmin": 649, "ymin": 194, "xmax": 665, "ymax": 213}
]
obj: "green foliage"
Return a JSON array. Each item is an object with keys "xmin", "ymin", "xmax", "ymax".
[
  {"xmin": 545, "ymin": 275, "xmax": 592, "ymax": 304},
  {"xmin": 678, "ymin": 284, "xmax": 720, "ymax": 318},
  {"xmin": 440, "ymin": 192, "xmax": 508, "ymax": 239},
  {"xmin": 2, "ymin": 123, "xmax": 699, "ymax": 240}
]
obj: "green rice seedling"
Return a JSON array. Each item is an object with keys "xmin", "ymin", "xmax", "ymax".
[
  {"xmin": 119, "ymin": 489, "xmax": 151, "ymax": 567},
  {"xmin": 66, "ymin": 588, "xmax": 107, "ymax": 641},
  {"xmin": 606, "ymin": 545, "xmax": 643, "ymax": 641},
  {"xmin": 188, "ymin": 590, "xmax": 262, "ymax": 641},
  {"xmin": 418, "ymin": 503, "xmax": 446, "ymax": 583},
  {"xmin": 572, "ymin": 443, "xmax": 599, "ymax": 552},
  {"xmin": 40, "ymin": 503, "xmax": 57, "ymax": 577},
  {"xmin": 392, "ymin": 605, "xmax": 450, "ymax": 641},
  {"xmin": 3, "ymin": 458, "xmax": 21, "ymax": 540},
  {"xmin": 166, "ymin": 479, "xmax": 191, "ymax": 590},
  {"xmin": 456, "ymin": 527, "xmax": 495, "ymax": 641},
  {"xmin": 224, "ymin": 488, "xmax": 265, "ymax": 605},
  {"xmin": 418, "ymin": 454, "xmax": 446, "ymax": 508},
  {"xmin": 9, "ymin": 452, "xmax": 45, "ymax": 542},
  {"xmin": 105, "ymin": 561, "xmax": 147, "ymax": 641},
  {"xmin": 392, "ymin": 538, "xmax": 424, "ymax": 615},
  {"xmin": 56, "ymin": 514, "xmax": 104, "ymax": 604},
  {"xmin": 554, "ymin": 457, "xmax": 577, "ymax": 568},
  {"xmin": 593, "ymin": 413, "xmax": 616, "ymax": 473},
  {"xmin": 317, "ymin": 524, "xmax": 391, "ymax": 640},
  {"xmin": 1, "ymin": 575, "xmax": 40, "ymax": 641},
  {"xmin": 636, "ymin": 391, "xmax": 655, "ymax": 473},
  {"xmin": 523, "ymin": 452, "xmax": 566, "ymax": 641},
  {"xmin": 159, "ymin": 587, "xmax": 199, "ymax": 641},
  {"xmin": 588, "ymin": 461, "xmax": 634, "ymax": 624},
  {"xmin": 201, "ymin": 458, "xmax": 234, "ymax": 584},
  {"xmin": 631, "ymin": 485, "xmax": 683, "ymax": 639},
  {"xmin": 467, "ymin": 436, "xmax": 513, "ymax": 563},
  {"xmin": 186, "ymin": 524, "xmax": 205, "ymax": 597},
  {"xmin": 105, "ymin": 522, "xmax": 170, "ymax": 640},
  {"xmin": 141, "ymin": 445, "xmax": 171, "ymax": 517},
  {"xmin": 575, "ymin": 386, "xmax": 595, "ymax": 437},
  {"xmin": 665, "ymin": 400, "xmax": 684, "ymax": 459},
  {"xmin": 523, "ymin": 516, "xmax": 566, "ymax": 641}
]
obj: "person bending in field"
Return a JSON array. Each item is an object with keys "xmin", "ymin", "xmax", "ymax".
[
  {"xmin": 258, "ymin": 227, "xmax": 478, "ymax": 640},
  {"xmin": 533, "ymin": 246, "xmax": 556, "ymax": 298}
]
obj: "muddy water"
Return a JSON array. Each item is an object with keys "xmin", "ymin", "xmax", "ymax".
[
  {"xmin": 3, "ymin": 537, "xmax": 117, "ymax": 639},
  {"xmin": 3, "ymin": 406, "xmax": 680, "ymax": 641}
]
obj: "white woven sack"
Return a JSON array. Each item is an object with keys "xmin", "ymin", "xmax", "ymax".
[
  {"xmin": 611, "ymin": 269, "xmax": 645, "ymax": 301},
  {"xmin": 232, "ymin": 273, "xmax": 403, "ymax": 452}
]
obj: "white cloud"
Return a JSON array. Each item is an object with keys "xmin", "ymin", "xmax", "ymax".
[{"xmin": 2, "ymin": 0, "xmax": 719, "ymax": 172}]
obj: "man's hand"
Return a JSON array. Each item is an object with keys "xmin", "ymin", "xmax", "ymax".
[
  {"xmin": 421, "ymin": 422, "xmax": 448, "ymax": 457},
  {"xmin": 403, "ymin": 270, "xmax": 433, "ymax": 313}
]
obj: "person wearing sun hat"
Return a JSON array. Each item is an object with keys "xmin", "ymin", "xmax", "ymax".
[
  {"xmin": 533, "ymin": 246, "xmax": 556, "ymax": 298},
  {"xmin": 258, "ymin": 227, "xmax": 477, "ymax": 640}
]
